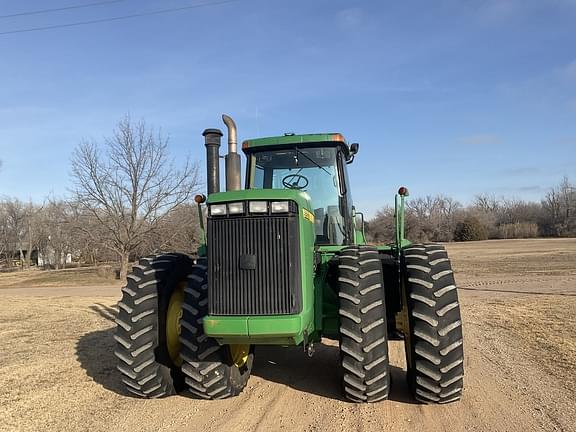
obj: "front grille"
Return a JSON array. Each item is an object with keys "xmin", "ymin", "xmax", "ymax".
[{"xmin": 208, "ymin": 215, "xmax": 302, "ymax": 315}]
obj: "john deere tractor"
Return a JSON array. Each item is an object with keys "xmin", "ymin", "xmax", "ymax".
[{"xmin": 114, "ymin": 115, "xmax": 464, "ymax": 403}]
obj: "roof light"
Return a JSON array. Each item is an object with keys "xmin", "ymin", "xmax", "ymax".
[{"xmin": 331, "ymin": 133, "xmax": 345, "ymax": 142}]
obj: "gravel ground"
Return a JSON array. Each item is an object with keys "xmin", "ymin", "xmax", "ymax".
[{"xmin": 1, "ymin": 238, "xmax": 575, "ymax": 432}]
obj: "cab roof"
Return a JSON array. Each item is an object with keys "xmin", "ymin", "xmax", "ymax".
[{"xmin": 242, "ymin": 133, "xmax": 348, "ymax": 154}]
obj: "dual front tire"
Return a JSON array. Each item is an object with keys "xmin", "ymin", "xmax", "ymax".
[
  {"xmin": 337, "ymin": 243, "xmax": 464, "ymax": 404},
  {"xmin": 337, "ymin": 246, "xmax": 391, "ymax": 402},
  {"xmin": 114, "ymin": 253, "xmax": 252, "ymax": 399},
  {"xmin": 179, "ymin": 260, "xmax": 253, "ymax": 399}
]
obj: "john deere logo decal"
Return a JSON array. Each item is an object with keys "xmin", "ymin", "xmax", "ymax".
[{"xmin": 302, "ymin": 209, "xmax": 315, "ymax": 223}]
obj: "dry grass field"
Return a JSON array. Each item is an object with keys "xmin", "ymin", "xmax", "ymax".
[
  {"xmin": 0, "ymin": 238, "xmax": 575, "ymax": 432},
  {"xmin": 0, "ymin": 266, "xmax": 119, "ymax": 288}
]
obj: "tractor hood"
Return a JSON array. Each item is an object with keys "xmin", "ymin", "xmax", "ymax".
[{"xmin": 203, "ymin": 188, "xmax": 317, "ymax": 345}]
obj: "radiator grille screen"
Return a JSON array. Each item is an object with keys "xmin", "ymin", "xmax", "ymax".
[{"xmin": 207, "ymin": 215, "xmax": 302, "ymax": 315}]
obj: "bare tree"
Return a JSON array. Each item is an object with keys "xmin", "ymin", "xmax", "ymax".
[
  {"xmin": 473, "ymin": 194, "xmax": 500, "ymax": 213},
  {"xmin": 145, "ymin": 203, "xmax": 202, "ymax": 254},
  {"xmin": 542, "ymin": 176, "xmax": 576, "ymax": 236},
  {"xmin": 34, "ymin": 200, "xmax": 75, "ymax": 269},
  {"xmin": 66, "ymin": 201, "xmax": 107, "ymax": 265},
  {"xmin": 365, "ymin": 206, "xmax": 395, "ymax": 243},
  {"xmin": 0, "ymin": 204, "xmax": 9, "ymax": 265},
  {"xmin": 3, "ymin": 199, "xmax": 27, "ymax": 268},
  {"xmin": 0, "ymin": 199, "xmax": 44, "ymax": 268},
  {"xmin": 366, "ymin": 195, "xmax": 462, "ymax": 243},
  {"xmin": 405, "ymin": 195, "xmax": 462, "ymax": 241},
  {"xmin": 71, "ymin": 116, "xmax": 200, "ymax": 279}
]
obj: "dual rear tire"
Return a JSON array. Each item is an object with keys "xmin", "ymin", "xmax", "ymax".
[{"xmin": 402, "ymin": 244, "xmax": 464, "ymax": 403}]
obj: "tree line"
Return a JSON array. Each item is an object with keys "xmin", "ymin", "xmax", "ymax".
[
  {"xmin": 366, "ymin": 177, "xmax": 576, "ymax": 243},
  {"xmin": 1, "ymin": 115, "xmax": 574, "ymax": 277},
  {"xmin": 0, "ymin": 117, "xmax": 202, "ymax": 279},
  {"xmin": 0, "ymin": 199, "xmax": 202, "ymax": 273}
]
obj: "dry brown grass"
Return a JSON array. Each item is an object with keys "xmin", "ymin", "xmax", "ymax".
[
  {"xmin": 466, "ymin": 295, "xmax": 576, "ymax": 394},
  {"xmin": 0, "ymin": 266, "xmax": 118, "ymax": 288},
  {"xmin": 446, "ymin": 237, "xmax": 576, "ymax": 278},
  {"xmin": 1, "ymin": 238, "xmax": 576, "ymax": 431}
]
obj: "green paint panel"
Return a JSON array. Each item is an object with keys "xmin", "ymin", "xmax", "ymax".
[
  {"xmin": 317, "ymin": 245, "xmax": 346, "ymax": 253},
  {"xmin": 204, "ymin": 315, "xmax": 301, "ymax": 336},
  {"xmin": 242, "ymin": 133, "xmax": 347, "ymax": 153},
  {"xmin": 203, "ymin": 316, "xmax": 248, "ymax": 336},
  {"xmin": 354, "ymin": 229, "xmax": 366, "ymax": 244},
  {"xmin": 249, "ymin": 316, "xmax": 302, "ymax": 336},
  {"xmin": 216, "ymin": 337, "xmax": 303, "ymax": 345}
]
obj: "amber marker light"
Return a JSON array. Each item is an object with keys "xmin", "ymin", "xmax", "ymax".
[
  {"xmin": 398, "ymin": 187, "xmax": 409, "ymax": 196},
  {"xmin": 330, "ymin": 133, "xmax": 345, "ymax": 142},
  {"xmin": 194, "ymin": 194, "xmax": 206, "ymax": 204}
]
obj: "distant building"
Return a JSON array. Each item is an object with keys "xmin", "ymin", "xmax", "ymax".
[{"xmin": 37, "ymin": 247, "xmax": 72, "ymax": 267}]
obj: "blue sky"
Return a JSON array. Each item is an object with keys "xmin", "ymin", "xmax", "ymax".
[{"xmin": 0, "ymin": 0, "xmax": 575, "ymax": 217}]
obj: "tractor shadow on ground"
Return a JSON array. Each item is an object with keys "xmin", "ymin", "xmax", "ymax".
[
  {"xmin": 75, "ymin": 324, "xmax": 418, "ymax": 403},
  {"xmin": 89, "ymin": 303, "xmax": 118, "ymax": 321},
  {"xmin": 76, "ymin": 326, "xmax": 132, "ymax": 397},
  {"xmin": 252, "ymin": 343, "xmax": 418, "ymax": 404}
]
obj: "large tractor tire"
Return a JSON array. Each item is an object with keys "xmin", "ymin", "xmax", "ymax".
[
  {"xmin": 114, "ymin": 253, "xmax": 193, "ymax": 398},
  {"xmin": 337, "ymin": 245, "xmax": 390, "ymax": 403},
  {"xmin": 402, "ymin": 244, "xmax": 464, "ymax": 404},
  {"xmin": 179, "ymin": 259, "xmax": 254, "ymax": 399}
]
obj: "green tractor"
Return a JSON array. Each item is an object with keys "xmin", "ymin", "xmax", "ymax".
[{"xmin": 114, "ymin": 115, "xmax": 464, "ymax": 403}]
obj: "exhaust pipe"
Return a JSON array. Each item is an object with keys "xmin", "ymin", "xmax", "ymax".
[
  {"xmin": 222, "ymin": 114, "xmax": 242, "ymax": 191},
  {"xmin": 203, "ymin": 128, "xmax": 223, "ymax": 195}
]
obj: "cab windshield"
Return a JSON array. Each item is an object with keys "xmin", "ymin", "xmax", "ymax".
[{"xmin": 249, "ymin": 146, "xmax": 346, "ymax": 244}]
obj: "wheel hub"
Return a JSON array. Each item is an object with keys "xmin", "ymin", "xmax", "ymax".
[
  {"xmin": 229, "ymin": 344, "xmax": 250, "ymax": 368},
  {"xmin": 166, "ymin": 282, "xmax": 186, "ymax": 366}
]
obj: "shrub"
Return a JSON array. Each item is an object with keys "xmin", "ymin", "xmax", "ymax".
[{"xmin": 454, "ymin": 217, "xmax": 488, "ymax": 241}]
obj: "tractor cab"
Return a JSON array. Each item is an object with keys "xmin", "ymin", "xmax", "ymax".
[{"xmin": 242, "ymin": 134, "xmax": 358, "ymax": 245}]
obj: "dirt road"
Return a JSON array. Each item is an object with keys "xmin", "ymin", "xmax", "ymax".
[{"xmin": 1, "ymin": 239, "xmax": 575, "ymax": 431}]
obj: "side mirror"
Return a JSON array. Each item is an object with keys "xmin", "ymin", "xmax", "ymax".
[
  {"xmin": 347, "ymin": 143, "xmax": 359, "ymax": 164},
  {"xmin": 350, "ymin": 143, "xmax": 359, "ymax": 155}
]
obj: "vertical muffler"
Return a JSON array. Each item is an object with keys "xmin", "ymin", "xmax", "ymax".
[
  {"xmin": 222, "ymin": 114, "xmax": 242, "ymax": 191},
  {"xmin": 203, "ymin": 128, "xmax": 223, "ymax": 195}
]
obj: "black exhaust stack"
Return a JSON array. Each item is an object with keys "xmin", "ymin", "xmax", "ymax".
[
  {"xmin": 203, "ymin": 128, "xmax": 223, "ymax": 195},
  {"xmin": 222, "ymin": 114, "xmax": 242, "ymax": 191}
]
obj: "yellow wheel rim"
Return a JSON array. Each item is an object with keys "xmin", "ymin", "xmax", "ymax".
[
  {"xmin": 166, "ymin": 282, "xmax": 185, "ymax": 366},
  {"xmin": 229, "ymin": 344, "xmax": 250, "ymax": 368}
]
